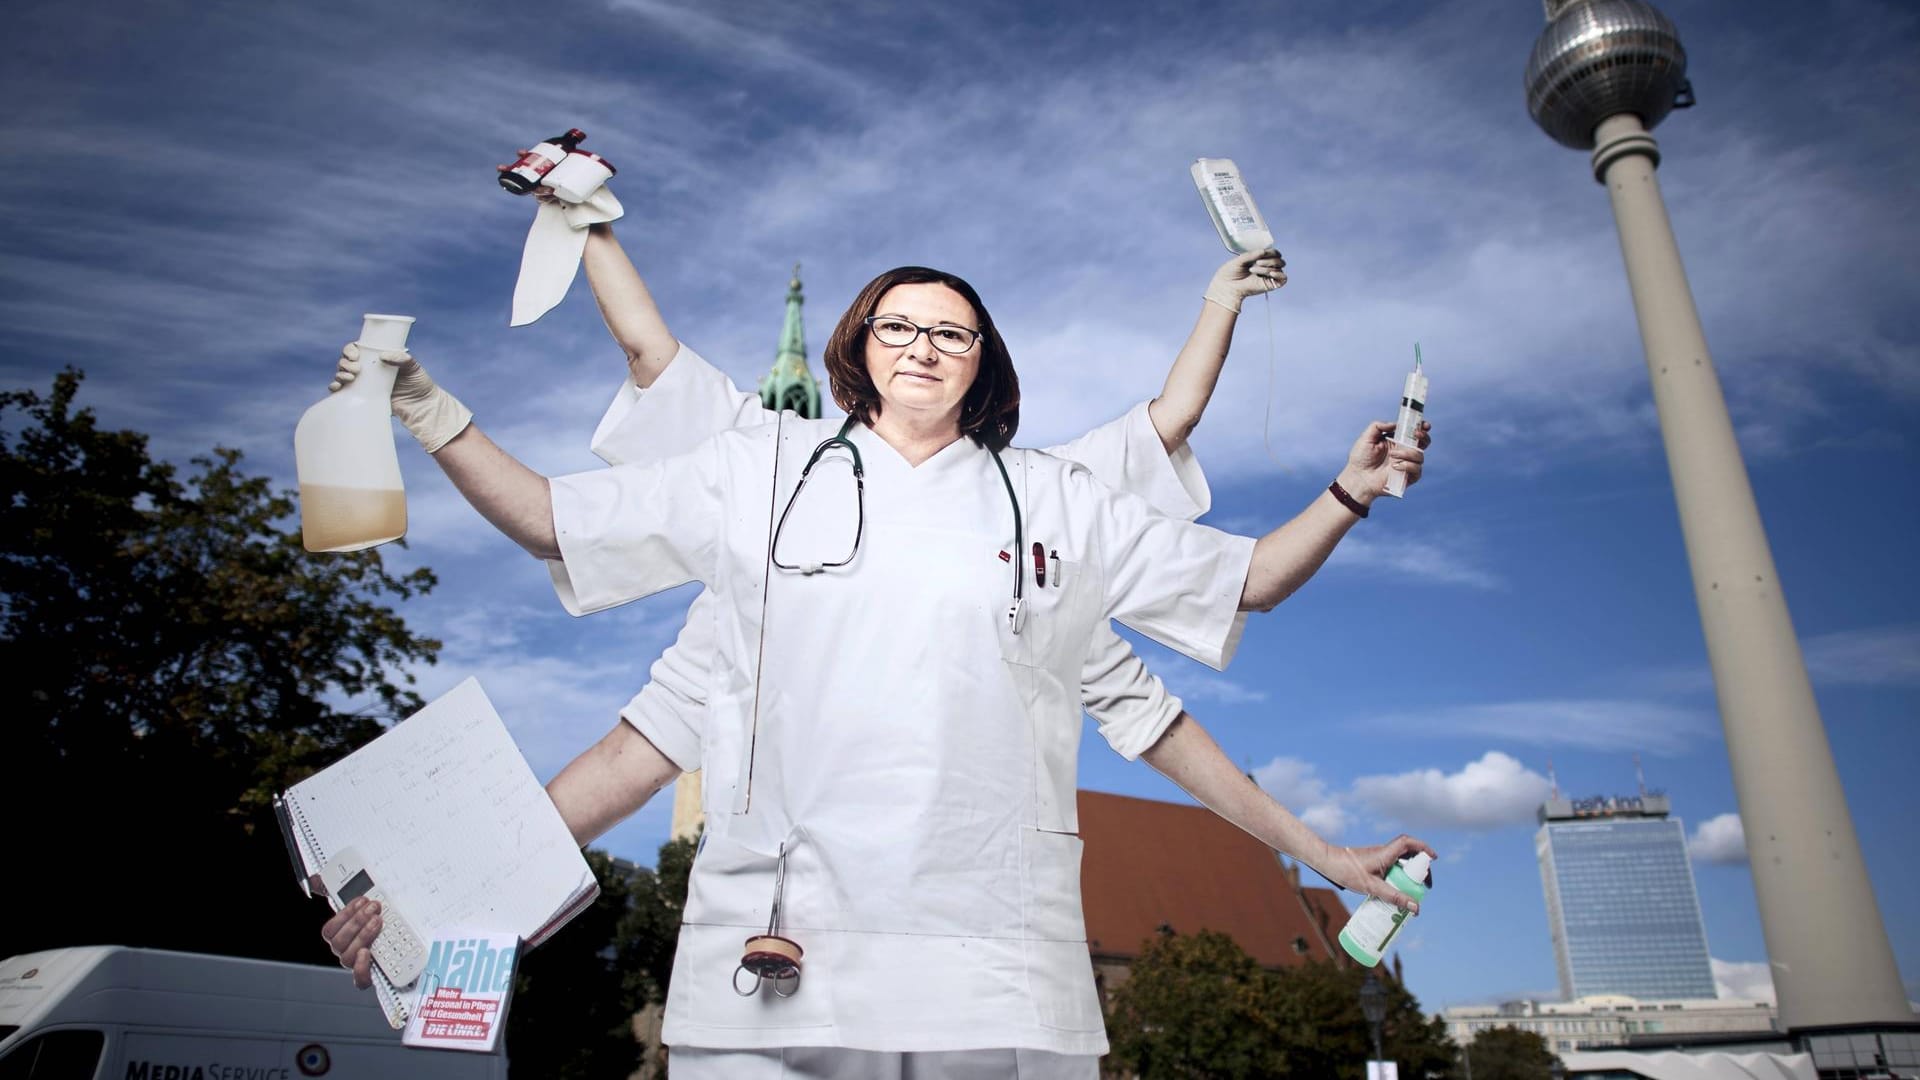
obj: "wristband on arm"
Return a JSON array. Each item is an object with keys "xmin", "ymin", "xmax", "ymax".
[{"xmin": 1328, "ymin": 479, "xmax": 1369, "ymax": 519}]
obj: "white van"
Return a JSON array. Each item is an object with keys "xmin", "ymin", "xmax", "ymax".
[{"xmin": 0, "ymin": 947, "xmax": 506, "ymax": 1080}]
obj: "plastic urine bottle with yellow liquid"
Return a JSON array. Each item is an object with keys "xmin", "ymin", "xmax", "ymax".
[
  {"xmin": 294, "ymin": 314, "xmax": 413, "ymax": 553},
  {"xmin": 1338, "ymin": 851, "xmax": 1432, "ymax": 967}
]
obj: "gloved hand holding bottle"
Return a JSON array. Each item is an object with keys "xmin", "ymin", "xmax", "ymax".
[
  {"xmin": 1201, "ymin": 247, "xmax": 1287, "ymax": 314},
  {"xmin": 330, "ymin": 344, "xmax": 473, "ymax": 454}
]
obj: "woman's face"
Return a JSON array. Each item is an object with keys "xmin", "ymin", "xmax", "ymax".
[{"xmin": 862, "ymin": 283, "xmax": 982, "ymax": 427}]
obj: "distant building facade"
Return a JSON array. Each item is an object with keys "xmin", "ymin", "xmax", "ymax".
[
  {"xmin": 1537, "ymin": 792, "xmax": 1717, "ymax": 1001},
  {"xmin": 1443, "ymin": 995, "xmax": 1778, "ymax": 1057}
]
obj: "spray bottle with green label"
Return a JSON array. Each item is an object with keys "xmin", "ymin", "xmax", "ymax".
[{"xmin": 1338, "ymin": 851, "xmax": 1432, "ymax": 967}]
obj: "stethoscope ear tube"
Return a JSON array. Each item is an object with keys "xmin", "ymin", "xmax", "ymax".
[
  {"xmin": 771, "ymin": 416, "xmax": 866, "ymax": 575},
  {"xmin": 994, "ymin": 448, "xmax": 1024, "ymax": 635}
]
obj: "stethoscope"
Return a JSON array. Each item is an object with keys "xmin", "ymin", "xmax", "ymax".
[
  {"xmin": 769, "ymin": 416, "xmax": 1027, "ymax": 634},
  {"xmin": 738, "ymin": 419, "xmax": 1028, "ymax": 999}
]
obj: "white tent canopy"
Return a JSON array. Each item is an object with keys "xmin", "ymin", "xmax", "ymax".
[{"xmin": 1565, "ymin": 1050, "xmax": 1816, "ymax": 1080}]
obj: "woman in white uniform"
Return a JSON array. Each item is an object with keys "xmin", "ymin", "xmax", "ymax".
[
  {"xmin": 557, "ymin": 231, "xmax": 1317, "ymax": 801},
  {"xmin": 324, "ymin": 262, "xmax": 1429, "ymax": 1078}
]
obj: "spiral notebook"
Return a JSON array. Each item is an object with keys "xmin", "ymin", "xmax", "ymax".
[{"xmin": 273, "ymin": 677, "xmax": 599, "ymax": 1027}]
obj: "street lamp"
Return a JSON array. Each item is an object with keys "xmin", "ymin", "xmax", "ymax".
[{"xmin": 1359, "ymin": 971, "xmax": 1388, "ymax": 1067}]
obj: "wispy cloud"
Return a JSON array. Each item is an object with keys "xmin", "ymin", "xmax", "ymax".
[
  {"xmin": 601, "ymin": 0, "xmax": 868, "ymax": 97},
  {"xmin": 1168, "ymin": 673, "xmax": 1270, "ymax": 706},
  {"xmin": 1378, "ymin": 699, "xmax": 1720, "ymax": 755},
  {"xmin": 1803, "ymin": 625, "xmax": 1920, "ymax": 688},
  {"xmin": 8, "ymin": 0, "xmax": 1915, "ymax": 505},
  {"xmin": 1323, "ymin": 532, "xmax": 1503, "ymax": 590},
  {"xmin": 1350, "ymin": 751, "xmax": 1553, "ymax": 831},
  {"xmin": 1688, "ymin": 813, "xmax": 1748, "ymax": 866}
]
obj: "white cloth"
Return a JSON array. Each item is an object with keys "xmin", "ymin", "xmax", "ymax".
[
  {"xmin": 670, "ymin": 1045, "xmax": 1098, "ymax": 1079},
  {"xmin": 589, "ymin": 346, "xmax": 1208, "ymax": 766},
  {"xmin": 509, "ymin": 189, "xmax": 625, "ymax": 327},
  {"xmin": 546, "ymin": 415, "xmax": 1253, "ymax": 1054}
]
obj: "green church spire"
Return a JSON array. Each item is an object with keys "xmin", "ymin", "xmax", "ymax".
[{"xmin": 759, "ymin": 263, "xmax": 821, "ymax": 418}]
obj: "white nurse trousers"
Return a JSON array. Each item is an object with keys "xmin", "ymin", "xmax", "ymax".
[{"xmin": 669, "ymin": 1046, "xmax": 1101, "ymax": 1078}]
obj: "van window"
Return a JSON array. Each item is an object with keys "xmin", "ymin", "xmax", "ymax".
[{"xmin": 0, "ymin": 1029, "xmax": 106, "ymax": 1080}]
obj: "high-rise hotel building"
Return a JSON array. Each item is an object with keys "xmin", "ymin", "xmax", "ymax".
[{"xmin": 1536, "ymin": 792, "xmax": 1717, "ymax": 1001}]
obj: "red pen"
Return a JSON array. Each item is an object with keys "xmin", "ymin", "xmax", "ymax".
[{"xmin": 1032, "ymin": 542, "xmax": 1047, "ymax": 588}]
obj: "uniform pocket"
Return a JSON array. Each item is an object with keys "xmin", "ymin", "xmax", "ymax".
[
  {"xmin": 680, "ymin": 833, "xmax": 835, "ymax": 1030},
  {"xmin": 997, "ymin": 557, "xmax": 1099, "ymax": 671},
  {"xmin": 1020, "ymin": 827, "xmax": 1104, "ymax": 1033},
  {"xmin": 998, "ymin": 560, "xmax": 1099, "ymax": 834},
  {"xmin": 1020, "ymin": 826, "xmax": 1088, "ymax": 944}
]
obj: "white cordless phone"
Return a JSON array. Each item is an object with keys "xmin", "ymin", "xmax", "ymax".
[{"xmin": 321, "ymin": 847, "xmax": 430, "ymax": 987}]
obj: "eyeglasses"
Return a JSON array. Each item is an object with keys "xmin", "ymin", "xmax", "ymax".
[{"xmin": 863, "ymin": 315, "xmax": 982, "ymax": 355}]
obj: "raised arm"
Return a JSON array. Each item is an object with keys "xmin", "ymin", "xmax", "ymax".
[
  {"xmin": 1140, "ymin": 712, "xmax": 1435, "ymax": 911},
  {"xmin": 580, "ymin": 223, "xmax": 679, "ymax": 388},
  {"xmin": 1239, "ymin": 419, "xmax": 1430, "ymax": 611},
  {"xmin": 1148, "ymin": 248, "xmax": 1286, "ymax": 452}
]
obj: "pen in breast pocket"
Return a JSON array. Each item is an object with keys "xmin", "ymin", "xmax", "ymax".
[
  {"xmin": 1032, "ymin": 542, "xmax": 1047, "ymax": 588},
  {"xmin": 1049, "ymin": 549, "xmax": 1061, "ymax": 587}
]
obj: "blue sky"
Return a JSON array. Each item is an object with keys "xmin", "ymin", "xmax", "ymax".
[{"xmin": 5, "ymin": 0, "xmax": 1916, "ymax": 1014}]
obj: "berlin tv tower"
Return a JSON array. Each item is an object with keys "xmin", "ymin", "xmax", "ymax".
[{"xmin": 1524, "ymin": 0, "xmax": 1911, "ymax": 1031}]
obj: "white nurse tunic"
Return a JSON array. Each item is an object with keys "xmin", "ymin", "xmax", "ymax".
[
  {"xmin": 547, "ymin": 414, "xmax": 1253, "ymax": 1055},
  {"xmin": 587, "ymin": 346, "xmax": 1212, "ymax": 770}
]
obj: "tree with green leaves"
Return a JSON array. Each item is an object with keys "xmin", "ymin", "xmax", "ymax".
[
  {"xmin": 1266, "ymin": 959, "xmax": 1458, "ymax": 1080},
  {"xmin": 0, "ymin": 369, "xmax": 703, "ymax": 1077},
  {"xmin": 507, "ymin": 850, "xmax": 647, "ymax": 1080},
  {"xmin": 618, "ymin": 833, "xmax": 698, "ymax": 1008},
  {"xmin": 0, "ymin": 369, "xmax": 439, "ymax": 963},
  {"xmin": 1104, "ymin": 929, "xmax": 1292, "ymax": 1078},
  {"xmin": 1458, "ymin": 1026, "xmax": 1560, "ymax": 1080},
  {"xmin": 503, "ymin": 835, "xmax": 697, "ymax": 1080},
  {"xmin": 1102, "ymin": 925, "xmax": 1458, "ymax": 1079}
]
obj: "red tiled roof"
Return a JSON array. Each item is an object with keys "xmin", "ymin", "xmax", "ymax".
[{"xmin": 1077, "ymin": 789, "xmax": 1352, "ymax": 969}]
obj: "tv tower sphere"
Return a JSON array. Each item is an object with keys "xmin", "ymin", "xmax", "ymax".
[{"xmin": 1525, "ymin": 0, "xmax": 1692, "ymax": 149}]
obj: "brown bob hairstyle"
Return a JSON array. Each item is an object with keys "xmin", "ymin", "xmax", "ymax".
[{"xmin": 821, "ymin": 266, "xmax": 1021, "ymax": 452}]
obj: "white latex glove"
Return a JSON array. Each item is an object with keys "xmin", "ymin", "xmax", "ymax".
[
  {"xmin": 331, "ymin": 343, "xmax": 473, "ymax": 453},
  {"xmin": 1202, "ymin": 248, "xmax": 1288, "ymax": 314}
]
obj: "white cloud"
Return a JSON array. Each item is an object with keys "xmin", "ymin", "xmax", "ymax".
[
  {"xmin": 1168, "ymin": 673, "xmax": 1269, "ymax": 706},
  {"xmin": 1380, "ymin": 700, "xmax": 1719, "ymax": 755},
  {"xmin": 1251, "ymin": 756, "xmax": 1349, "ymax": 838},
  {"xmin": 1350, "ymin": 751, "xmax": 1552, "ymax": 831},
  {"xmin": 1712, "ymin": 958, "xmax": 1777, "ymax": 1004},
  {"xmin": 1323, "ymin": 532, "xmax": 1503, "ymax": 590},
  {"xmin": 1688, "ymin": 813, "xmax": 1748, "ymax": 866},
  {"xmin": 10, "ymin": 0, "xmax": 1916, "ymax": 509},
  {"xmin": 1803, "ymin": 625, "xmax": 1920, "ymax": 688}
]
